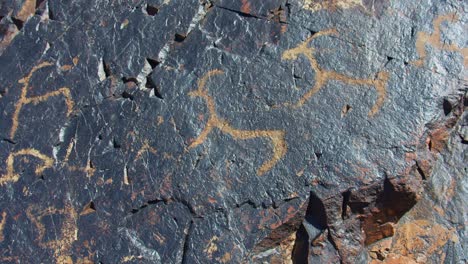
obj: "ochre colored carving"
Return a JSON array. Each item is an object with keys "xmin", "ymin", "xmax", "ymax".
[
  {"xmin": 0, "ymin": 212, "xmax": 6, "ymax": 242},
  {"xmin": 189, "ymin": 70, "xmax": 287, "ymax": 176},
  {"xmin": 0, "ymin": 148, "xmax": 54, "ymax": 186},
  {"xmin": 413, "ymin": 13, "xmax": 468, "ymax": 67},
  {"xmin": 26, "ymin": 203, "xmax": 78, "ymax": 264},
  {"xmin": 135, "ymin": 139, "xmax": 158, "ymax": 160},
  {"xmin": 10, "ymin": 62, "xmax": 75, "ymax": 140},
  {"xmin": 0, "ymin": 144, "xmax": 95, "ymax": 186},
  {"xmin": 67, "ymin": 161, "xmax": 95, "ymax": 177},
  {"xmin": 1, "ymin": 61, "xmax": 91, "ymax": 184},
  {"xmin": 63, "ymin": 140, "xmax": 75, "ymax": 164},
  {"xmin": 204, "ymin": 236, "xmax": 219, "ymax": 259},
  {"xmin": 282, "ymin": 29, "xmax": 389, "ymax": 117},
  {"xmin": 3, "ymin": 61, "xmax": 82, "ymax": 184},
  {"xmin": 303, "ymin": 0, "xmax": 364, "ymax": 12},
  {"xmin": 64, "ymin": 140, "xmax": 95, "ymax": 177},
  {"xmin": 122, "ymin": 255, "xmax": 140, "ymax": 262}
]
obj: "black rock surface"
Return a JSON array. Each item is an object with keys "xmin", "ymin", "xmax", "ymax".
[{"xmin": 0, "ymin": 0, "xmax": 466, "ymax": 263}]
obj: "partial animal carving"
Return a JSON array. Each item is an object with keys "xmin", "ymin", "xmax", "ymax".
[
  {"xmin": 10, "ymin": 62, "xmax": 74, "ymax": 140},
  {"xmin": 282, "ymin": 29, "xmax": 389, "ymax": 117},
  {"xmin": 413, "ymin": 13, "xmax": 468, "ymax": 67},
  {"xmin": 189, "ymin": 70, "xmax": 287, "ymax": 176},
  {"xmin": 0, "ymin": 148, "xmax": 54, "ymax": 185},
  {"xmin": 26, "ymin": 203, "xmax": 78, "ymax": 264}
]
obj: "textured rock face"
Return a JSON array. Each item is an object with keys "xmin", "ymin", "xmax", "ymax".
[{"xmin": 0, "ymin": 0, "xmax": 466, "ymax": 263}]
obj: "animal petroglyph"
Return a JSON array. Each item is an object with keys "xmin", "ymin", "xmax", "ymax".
[
  {"xmin": 0, "ymin": 144, "xmax": 96, "ymax": 186},
  {"xmin": 26, "ymin": 203, "xmax": 78, "ymax": 264},
  {"xmin": 189, "ymin": 70, "xmax": 287, "ymax": 176},
  {"xmin": 10, "ymin": 61, "xmax": 75, "ymax": 140},
  {"xmin": 282, "ymin": 29, "xmax": 389, "ymax": 117},
  {"xmin": 413, "ymin": 13, "xmax": 468, "ymax": 67},
  {"xmin": 0, "ymin": 148, "xmax": 54, "ymax": 185},
  {"xmin": 189, "ymin": 29, "xmax": 389, "ymax": 175},
  {"xmin": 2, "ymin": 61, "xmax": 87, "ymax": 186}
]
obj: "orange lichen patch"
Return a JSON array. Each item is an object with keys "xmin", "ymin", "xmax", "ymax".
[
  {"xmin": 105, "ymin": 178, "xmax": 113, "ymax": 185},
  {"xmin": 413, "ymin": 13, "xmax": 468, "ymax": 67},
  {"xmin": 60, "ymin": 65, "xmax": 74, "ymax": 71},
  {"xmin": 427, "ymin": 127, "xmax": 449, "ymax": 153},
  {"xmin": 16, "ymin": 0, "xmax": 37, "ymax": 21},
  {"xmin": 0, "ymin": 148, "xmax": 54, "ymax": 186},
  {"xmin": 414, "ymin": 158, "xmax": 432, "ymax": 180},
  {"xmin": 10, "ymin": 62, "xmax": 75, "ymax": 140},
  {"xmin": 254, "ymin": 207, "xmax": 301, "ymax": 252},
  {"xmin": 0, "ymin": 212, "xmax": 6, "ymax": 242},
  {"xmin": 26, "ymin": 203, "xmax": 78, "ymax": 264},
  {"xmin": 256, "ymin": 209, "xmax": 277, "ymax": 229},
  {"xmin": 365, "ymin": 221, "xmax": 396, "ymax": 245},
  {"xmin": 241, "ymin": 0, "xmax": 251, "ymax": 14},
  {"xmin": 373, "ymin": 220, "xmax": 459, "ymax": 263},
  {"xmin": 135, "ymin": 140, "xmax": 157, "ymax": 160},
  {"xmin": 443, "ymin": 176, "xmax": 457, "ymax": 201},
  {"xmin": 369, "ymin": 238, "xmax": 392, "ymax": 262},
  {"xmin": 208, "ymin": 196, "xmax": 217, "ymax": 204},
  {"xmin": 282, "ymin": 29, "xmax": 389, "ymax": 117},
  {"xmin": 404, "ymin": 152, "xmax": 417, "ymax": 162},
  {"xmin": 189, "ymin": 70, "xmax": 287, "ymax": 175},
  {"xmin": 375, "ymin": 255, "xmax": 419, "ymax": 264},
  {"xmin": 281, "ymin": 23, "xmax": 288, "ymax": 34}
]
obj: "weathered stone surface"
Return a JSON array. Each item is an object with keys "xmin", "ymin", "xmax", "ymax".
[{"xmin": 0, "ymin": 0, "xmax": 466, "ymax": 263}]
